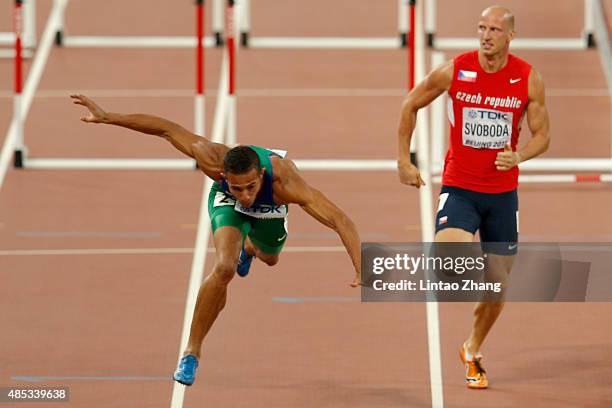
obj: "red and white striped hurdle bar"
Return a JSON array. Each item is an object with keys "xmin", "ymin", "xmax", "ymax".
[
  {"xmin": 194, "ymin": 0, "xmax": 206, "ymax": 139},
  {"xmin": 13, "ymin": 0, "xmax": 25, "ymax": 168},
  {"xmin": 225, "ymin": 0, "xmax": 237, "ymax": 145},
  {"xmin": 431, "ymin": 174, "xmax": 612, "ymax": 184}
]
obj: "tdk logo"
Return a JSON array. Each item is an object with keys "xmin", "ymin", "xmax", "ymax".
[
  {"xmin": 241, "ymin": 205, "xmax": 283, "ymax": 214},
  {"xmin": 474, "ymin": 110, "xmax": 510, "ymax": 121}
]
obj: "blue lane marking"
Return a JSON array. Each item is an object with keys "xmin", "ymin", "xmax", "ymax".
[
  {"xmin": 272, "ymin": 296, "xmax": 359, "ymax": 303},
  {"xmin": 17, "ymin": 232, "xmax": 162, "ymax": 238},
  {"xmin": 12, "ymin": 376, "xmax": 171, "ymax": 382}
]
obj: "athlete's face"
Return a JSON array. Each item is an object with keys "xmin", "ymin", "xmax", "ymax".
[
  {"xmin": 224, "ymin": 167, "xmax": 265, "ymax": 208},
  {"xmin": 478, "ymin": 12, "xmax": 514, "ymax": 56}
]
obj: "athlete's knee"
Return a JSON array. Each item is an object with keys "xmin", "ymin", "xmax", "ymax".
[
  {"xmin": 435, "ymin": 227, "xmax": 474, "ymax": 243},
  {"xmin": 211, "ymin": 260, "xmax": 237, "ymax": 285},
  {"xmin": 259, "ymin": 253, "xmax": 279, "ymax": 266}
]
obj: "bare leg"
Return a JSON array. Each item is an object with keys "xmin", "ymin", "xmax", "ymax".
[
  {"xmin": 465, "ymin": 254, "xmax": 514, "ymax": 355},
  {"xmin": 183, "ymin": 226, "xmax": 243, "ymax": 358},
  {"xmin": 243, "ymin": 236, "xmax": 279, "ymax": 266}
]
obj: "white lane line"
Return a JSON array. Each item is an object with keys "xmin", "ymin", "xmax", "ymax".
[
  {"xmin": 413, "ymin": 3, "xmax": 444, "ymax": 407},
  {"xmin": 169, "ymin": 50, "xmax": 229, "ymax": 408}
]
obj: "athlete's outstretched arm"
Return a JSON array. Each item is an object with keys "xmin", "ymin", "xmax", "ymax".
[
  {"xmin": 398, "ymin": 61, "xmax": 453, "ymax": 187},
  {"xmin": 494, "ymin": 69, "xmax": 550, "ymax": 170},
  {"xmin": 71, "ymin": 94, "xmax": 228, "ymax": 179},
  {"xmin": 275, "ymin": 160, "xmax": 361, "ymax": 287}
]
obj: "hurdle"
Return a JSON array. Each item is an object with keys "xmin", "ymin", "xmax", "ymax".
[
  {"xmin": 231, "ymin": 0, "xmax": 415, "ymax": 49},
  {"xmin": 52, "ymin": 0, "xmax": 274, "ymax": 51},
  {"xmin": 427, "ymin": 0, "xmax": 596, "ymax": 50},
  {"xmin": 52, "ymin": 1, "xmax": 216, "ymax": 48},
  {"xmin": 0, "ymin": 0, "xmax": 35, "ymax": 58},
  {"xmin": 13, "ymin": 0, "xmax": 25, "ymax": 167},
  {"xmin": 10, "ymin": 0, "xmax": 215, "ymax": 171}
]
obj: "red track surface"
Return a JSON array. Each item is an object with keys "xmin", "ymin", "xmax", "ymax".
[{"xmin": 1, "ymin": 1, "xmax": 611, "ymax": 407}]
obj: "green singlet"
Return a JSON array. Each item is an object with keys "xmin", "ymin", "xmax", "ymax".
[{"xmin": 207, "ymin": 146, "xmax": 288, "ymax": 255}]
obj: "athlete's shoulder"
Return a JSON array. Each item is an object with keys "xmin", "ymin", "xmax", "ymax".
[
  {"xmin": 527, "ymin": 67, "xmax": 546, "ymax": 101},
  {"xmin": 428, "ymin": 59, "xmax": 454, "ymax": 89},
  {"xmin": 508, "ymin": 53, "xmax": 533, "ymax": 78},
  {"xmin": 508, "ymin": 53, "xmax": 531, "ymax": 68},
  {"xmin": 453, "ymin": 50, "xmax": 479, "ymax": 65},
  {"xmin": 270, "ymin": 155, "xmax": 296, "ymax": 182},
  {"xmin": 269, "ymin": 157, "xmax": 312, "ymax": 206}
]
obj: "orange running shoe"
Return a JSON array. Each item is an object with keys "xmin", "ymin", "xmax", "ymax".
[{"xmin": 459, "ymin": 343, "xmax": 488, "ymax": 389}]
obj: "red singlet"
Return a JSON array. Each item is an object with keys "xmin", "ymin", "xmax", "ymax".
[{"xmin": 443, "ymin": 50, "xmax": 531, "ymax": 193}]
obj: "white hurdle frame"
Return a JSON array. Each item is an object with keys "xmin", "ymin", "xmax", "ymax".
[
  {"xmin": 0, "ymin": 0, "xmax": 36, "ymax": 57},
  {"xmin": 53, "ymin": 0, "xmax": 251, "ymax": 49},
  {"xmin": 225, "ymin": 0, "xmax": 239, "ymax": 146},
  {"xmin": 229, "ymin": 0, "xmax": 408, "ymax": 49},
  {"xmin": 53, "ymin": 2, "xmax": 216, "ymax": 49},
  {"xmin": 213, "ymin": 0, "xmax": 225, "ymax": 45},
  {"xmin": 428, "ymin": 0, "xmax": 596, "ymax": 50}
]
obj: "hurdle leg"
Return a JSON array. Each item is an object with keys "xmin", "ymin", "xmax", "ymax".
[
  {"xmin": 213, "ymin": 0, "xmax": 224, "ymax": 46},
  {"xmin": 398, "ymin": 0, "xmax": 408, "ymax": 47},
  {"xmin": 239, "ymin": 0, "xmax": 250, "ymax": 47}
]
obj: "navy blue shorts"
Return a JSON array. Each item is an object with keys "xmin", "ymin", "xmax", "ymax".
[{"xmin": 435, "ymin": 185, "xmax": 519, "ymax": 255}]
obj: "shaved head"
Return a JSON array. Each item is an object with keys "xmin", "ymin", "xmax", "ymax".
[
  {"xmin": 477, "ymin": 5, "xmax": 516, "ymax": 61},
  {"xmin": 481, "ymin": 5, "xmax": 514, "ymax": 30}
]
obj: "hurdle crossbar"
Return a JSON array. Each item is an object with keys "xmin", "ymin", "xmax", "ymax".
[
  {"xmin": 435, "ymin": 38, "xmax": 587, "ymax": 51},
  {"xmin": 59, "ymin": 36, "xmax": 217, "ymax": 48},
  {"xmin": 0, "ymin": 48, "xmax": 33, "ymax": 58},
  {"xmin": 19, "ymin": 157, "xmax": 612, "ymax": 172},
  {"xmin": 432, "ymin": 174, "xmax": 612, "ymax": 183},
  {"xmin": 246, "ymin": 37, "xmax": 402, "ymax": 49}
]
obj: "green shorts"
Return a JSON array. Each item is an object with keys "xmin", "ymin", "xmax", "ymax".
[{"xmin": 208, "ymin": 183, "xmax": 288, "ymax": 255}]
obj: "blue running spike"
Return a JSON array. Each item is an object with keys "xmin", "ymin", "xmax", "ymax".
[
  {"xmin": 236, "ymin": 244, "xmax": 254, "ymax": 277},
  {"xmin": 173, "ymin": 354, "xmax": 198, "ymax": 386}
]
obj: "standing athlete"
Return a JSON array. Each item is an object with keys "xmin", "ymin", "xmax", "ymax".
[
  {"xmin": 71, "ymin": 95, "xmax": 362, "ymax": 386},
  {"xmin": 397, "ymin": 6, "xmax": 550, "ymax": 388}
]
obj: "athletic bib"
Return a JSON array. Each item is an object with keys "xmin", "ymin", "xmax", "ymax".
[
  {"xmin": 234, "ymin": 202, "xmax": 288, "ymax": 219},
  {"xmin": 213, "ymin": 191, "xmax": 287, "ymax": 219},
  {"xmin": 462, "ymin": 107, "xmax": 513, "ymax": 149}
]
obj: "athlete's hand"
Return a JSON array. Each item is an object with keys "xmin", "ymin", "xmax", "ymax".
[
  {"xmin": 398, "ymin": 161, "xmax": 426, "ymax": 188},
  {"xmin": 495, "ymin": 143, "xmax": 521, "ymax": 171},
  {"xmin": 71, "ymin": 94, "xmax": 109, "ymax": 124}
]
